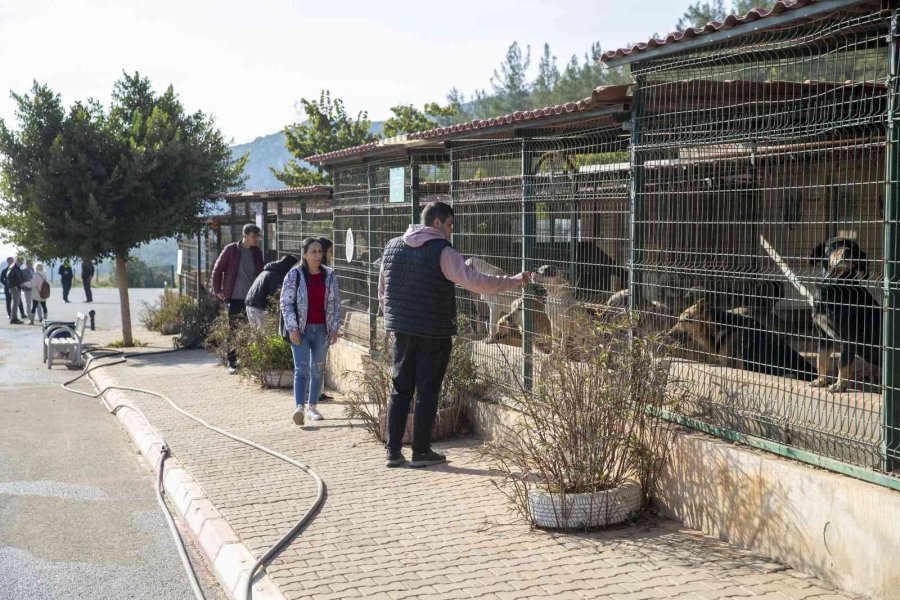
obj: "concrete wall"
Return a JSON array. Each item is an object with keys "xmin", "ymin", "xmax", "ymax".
[
  {"xmin": 467, "ymin": 398, "xmax": 900, "ymax": 600},
  {"xmin": 325, "ymin": 338, "xmax": 367, "ymax": 394},
  {"xmin": 658, "ymin": 432, "xmax": 900, "ymax": 600}
]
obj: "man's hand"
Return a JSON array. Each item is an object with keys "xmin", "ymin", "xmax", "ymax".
[
  {"xmin": 520, "ymin": 271, "xmax": 534, "ymax": 285},
  {"xmin": 328, "ymin": 333, "xmax": 339, "ymax": 346},
  {"xmin": 289, "ymin": 330, "xmax": 301, "ymax": 345},
  {"xmin": 216, "ymin": 291, "xmax": 225, "ymax": 300}
]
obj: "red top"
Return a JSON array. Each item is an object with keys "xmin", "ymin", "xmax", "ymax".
[{"xmin": 305, "ymin": 271, "xmax": 326, "ymax": 325}]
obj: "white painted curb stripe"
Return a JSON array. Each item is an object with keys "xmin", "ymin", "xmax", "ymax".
[{"xmin": 90, "ymin": 372, "xmax": 285, "ymax": 600}]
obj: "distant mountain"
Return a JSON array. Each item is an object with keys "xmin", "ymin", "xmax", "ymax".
[{"xmin": 230, "ymin": 122, "xmax": 384, "ymax": 191}]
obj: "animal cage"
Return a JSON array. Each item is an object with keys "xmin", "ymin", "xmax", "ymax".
[
  {"xmin": 617, "ymin": 0, "xmax": 896, "ymax": 473},
  {"xmin": 448, "ymin": 124, "xmax": 632, "ymax": 390}
]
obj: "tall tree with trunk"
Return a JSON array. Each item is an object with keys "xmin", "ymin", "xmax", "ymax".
[{"xmin": 0, "ymin": 73, "xmax": 244, "ymax": 345}]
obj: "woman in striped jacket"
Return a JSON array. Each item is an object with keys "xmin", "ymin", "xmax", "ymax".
[{"xmin": 280, "ymin": 238, "xmax": 341, "ymax": 426}]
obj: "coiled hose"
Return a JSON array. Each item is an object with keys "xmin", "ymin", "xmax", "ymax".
[{"xmin": 62, "ymin": 347, "xmax": 326, "ymax": 600}]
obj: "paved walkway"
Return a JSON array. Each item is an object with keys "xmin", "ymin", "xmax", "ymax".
[{"xmin": 82, "ymin": 335, "xmax": 860, "ymax": 600}]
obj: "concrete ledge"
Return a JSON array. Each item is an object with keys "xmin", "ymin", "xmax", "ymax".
[
  {"xmin": 326, "ymin": 337, "xmax": 368, "ymax": 393},
  {"xmin": 88, "ymin": 370, "xmax": 285, "ymax": 600},
  {"xmin": 468, "ymin": 397, "xmax": 900, "ymax": 600}
]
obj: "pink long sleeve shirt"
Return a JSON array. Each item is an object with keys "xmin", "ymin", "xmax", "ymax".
[{"xmin": 378, "ymin": 225, "xmax": 526, "ymax": 313}]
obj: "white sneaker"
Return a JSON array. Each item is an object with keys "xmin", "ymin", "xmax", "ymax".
[{"xmin": 306, "ymin": 407, "xmax": 324, "ymax": 421}]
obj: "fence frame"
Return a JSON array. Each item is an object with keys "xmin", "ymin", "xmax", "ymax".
[{"xmin": 605, "ymin": 0, "xmax": 900, "ymax": 489}]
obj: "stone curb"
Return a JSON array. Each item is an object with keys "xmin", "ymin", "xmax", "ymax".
[{"xmin": 88, "ymin": 368, "xmax": 286, "ymax": 600}]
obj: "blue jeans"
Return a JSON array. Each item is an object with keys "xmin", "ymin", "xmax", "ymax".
[{"xmin": 290, "ymin": 324, "xmax": 328, "ymax": 409}]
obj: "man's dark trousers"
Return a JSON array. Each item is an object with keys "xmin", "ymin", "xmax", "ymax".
[
  {"xmin": 226, "ymin": 299, "xmax": 246, "ymax": 367},
  {"xmin": 83, "ymin": 276, "xmax": 93, "ymax": 302},
  {"xmin": 4, "ymin": 287, "xmax": 10, "ymax": 318},
  {"xmin": 385, "ymin": 333, "xmax": 452, "ymax": 454}
]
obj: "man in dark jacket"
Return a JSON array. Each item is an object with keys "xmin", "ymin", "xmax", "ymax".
[
  {"xmin": 6, "ymin": 257, "xmax": 25, "ymax": 324},
  {"xmin": 211, "ymin": 224, "xmax": 264, "ymax": 373},
  {"xmin": 378, "ymin": 202, "xmax": 531, "ymax": 468},
  {"xmin": 245, "ymin": 254, "xmax": 298, "ymax": 327},
  {"xmin": 1, "ymin": 257, "xmax": 13, "ymax": 319},
  {"xmin": 81, "ymin": 258, "xmax": 95, "ymax": 302},
  {"xmin": 58, "ymin": 259, "xmax": 74, "ymax": 302}
]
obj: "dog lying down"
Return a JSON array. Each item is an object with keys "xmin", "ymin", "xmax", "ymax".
[{"xmin": 667, "ymin": 297, "xmax": 816, "ymax": 381}]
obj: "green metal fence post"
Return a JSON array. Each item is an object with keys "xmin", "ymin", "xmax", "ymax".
[
  {"xmin": 884, "ymin": 6, "xmax": 900, "ymax": 472},
  {"xmin": 367, "ymin": 164, "xmax": 378, "ymax": 353},
  {"xmin": 196, "ymin": 224, "xmax": 203, "ymax": 303},
  {"xmin": 410, "ymin": 154, "xmax": 420, "ymax": 224},
  {"xmin": 261, "ymin": 200, "xmax": 269, "ymax": 260},
  {"xmin": 522, "ymin": 139, "xmax": 536, "ymax": 390},
  {"xmin": 628, "ymin": 84, "xmax": 645, "ymax": 318}
]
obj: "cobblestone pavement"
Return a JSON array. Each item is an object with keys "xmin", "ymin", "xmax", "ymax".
[{"xmin": 82, "ymin": 340, "xmax": 861, "ymax": 600}]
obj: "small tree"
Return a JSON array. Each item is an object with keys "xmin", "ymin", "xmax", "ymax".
[
  {"xmin": 273, "ymin": 91, "xmax": 377, "ymax": 186},
  {"xmin": 0, "ymin": 73, "xmax": 245, "ymax": 345},
  {"xmin": 381, "ymin": 101, "xmax": 458, "ymax": 137}
]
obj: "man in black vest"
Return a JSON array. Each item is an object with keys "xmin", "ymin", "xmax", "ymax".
[{"xmin": 378, "ymin": 201, "xmax": 531, "ymax": 468}]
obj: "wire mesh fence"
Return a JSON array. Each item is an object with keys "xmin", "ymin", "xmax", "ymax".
[{"xmin": 629, "ymin": 3, "xmax": 892, "ymax": 471}]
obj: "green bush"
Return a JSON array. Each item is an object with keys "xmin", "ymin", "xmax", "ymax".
[{"xmin": 140, "ymin": 289, "xmax": 195, "ymax": 335}]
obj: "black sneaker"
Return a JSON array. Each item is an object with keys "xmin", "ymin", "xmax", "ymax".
[
  {"xmin": 318, "ymin": 392, "xmax": 334, "ymax": 402},
  {"xmin": 385, "ymin": 450, "xmax": 407, "ymax": 468},
  {"xmin": 226, "ymin": 364, "xmax": 238, "ymax": 375},
  {"xmin": 409, "ymin": 450, "xmax": 446, "ymax": 468}
]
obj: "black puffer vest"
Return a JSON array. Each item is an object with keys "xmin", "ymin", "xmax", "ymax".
[{"xmin": 381, "ymin": 236, "xmax": 456, "ymax": 338}]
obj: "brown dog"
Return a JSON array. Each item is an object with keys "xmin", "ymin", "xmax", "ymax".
[
  {"xmin": 487, "ymin": 296, "xmax": 552, "ymax": 353},
  {"xmin": 667, "ymin": 298, "xmax": 816, "ymax": 381}
]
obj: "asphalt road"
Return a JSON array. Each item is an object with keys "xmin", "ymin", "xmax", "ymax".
[{"xmin": 0, "ymin": 288, "xmax": 225, "ymax": 600}]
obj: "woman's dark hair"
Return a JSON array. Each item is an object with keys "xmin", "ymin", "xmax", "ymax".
[
  {"xmin": 299, "ymin": 237, "xmax": 323, "ymax": 270},
  {"xmin": 317, "ymin": 237, "xmax": 333, "ymax": 265}
]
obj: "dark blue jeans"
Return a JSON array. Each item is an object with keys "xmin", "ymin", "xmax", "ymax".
[
  {"xmin": 290, "ymin": 323, "xmax": 328, "ymax": 409},
  {"xmin": 385, "ymin": 333, "xmax": 452, "ymax": 454}
]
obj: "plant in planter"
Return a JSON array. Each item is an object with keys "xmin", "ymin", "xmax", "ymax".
[
  {"xmin": 480, "ymin": 311, "xmax": 683, "ymax": 530},
  {"xmin": 207, "ymin": 304, "xmax": 294, "ymax": 388},
  {"xmin": 344, "ymin": 322, "xmax": 486, "ymax": 443}
]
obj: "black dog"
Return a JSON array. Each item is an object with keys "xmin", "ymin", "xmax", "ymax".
[{"xmin": 809, "ymin": 237, "xmax": 881, "ymax": 392}]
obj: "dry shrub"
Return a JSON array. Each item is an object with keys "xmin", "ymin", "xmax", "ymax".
[
  {"xmin": 480, "ymin": 312, "xmax": 685, "ymax": 528},
  {"xmin": 344, "ymin": 325, "xmax": 488, "ymax": 442}
]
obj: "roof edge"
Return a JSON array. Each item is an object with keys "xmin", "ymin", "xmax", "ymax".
[{"xmin": 601, "ymin": 0, "xmax": 870, "ymax": 67}]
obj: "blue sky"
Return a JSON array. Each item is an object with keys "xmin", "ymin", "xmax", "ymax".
[
  {"xmin": 0, "ymin": 0, "xmax": 697, "ymax": 258},
  {"xmin": 0, "ymin": 0, "xmax": 691, "ymax": 144}
]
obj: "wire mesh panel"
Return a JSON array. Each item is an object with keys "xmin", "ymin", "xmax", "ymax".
[
  {"xmin": 332, "ymin": 165, "xmax": 374, "ymax": 346},
  {"xmin": 276, "ymin": 199, "xmax": 334, "ymax": 257},
  {"xmin": 630, "ymin": 3, "xmax": 892, "ymax": 471},
  {"xmin": 448, "ymin": 124, "xmax": 631, "ymax": 392},
  {"xmin": 178, "ymin": 233, "xmax": 200, "ymax": 297}
]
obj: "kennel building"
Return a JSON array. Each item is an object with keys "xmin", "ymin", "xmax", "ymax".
[
  {"xmin": 306, "ymin": 85, "xmax": 633, "ymax": 385},
  {"xmin": 602, "ymin": 0, "xmax": 899, "ymax": 482}
]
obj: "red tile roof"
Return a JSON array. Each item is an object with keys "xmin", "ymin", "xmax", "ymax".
[
  {"xmin": 218, "ymin": 185, "xmax": 332, "ymax": 200},
  {"xmin": 600, "ymin": 0, "xmax": 827, "ymax": 63},
  {"xmin": 306, "ymin": 84, "xmax": 631, "ymax": 165}
]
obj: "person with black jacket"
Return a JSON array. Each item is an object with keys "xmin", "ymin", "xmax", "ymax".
[
  {"xmin": 245, "ymin": 255, "xmax": 298, "ymax": 328},
  {"xmin": 81, "ymin": 258, "xmax": 95, "ymax": 302},
  {"xmin": 1, "ymin": 257, "xmax": 13, "ymax": 318},
  {"xmin": 58, "ymin": 259, "xmax": 74, "ymax": 302},
  {"xmin": 6, "ymin": 257, "xmax": 25, "ymax": 324}
]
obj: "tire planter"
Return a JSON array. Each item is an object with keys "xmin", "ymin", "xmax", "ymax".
[
  {"xmin": 263, "ymin": 370, "xmax": 293, "ymax": 389},
  {"xmin": 377, "ymin": 403, "xmax": 463, "ymax": 444},
  {"xmin": 527, "ymin": 480, "xmax": 642, "ymax": 530}
]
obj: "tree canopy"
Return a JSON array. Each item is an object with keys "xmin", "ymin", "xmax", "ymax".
[{"xmin": 0, "ymin": 72, "xmax": 245, "ymax": 344}]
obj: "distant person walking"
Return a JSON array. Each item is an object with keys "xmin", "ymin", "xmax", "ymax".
[
  {"xmin": 24, "ymin": 263, "xmax": 49, "ymax": 324},
  {"xmin": 316, "ymin": 237, "xmax": 335, "ymax": 402},
  {"xmin": 21, "ymin": 259, "xmax": 34, "ymax": 319},
  {"xmin": 280, "ymin": 238, "xmax": 341, "ymax": 426},
  {"xmin": 81, "ymin": 258, "xmax": 95, "ymax": 302},
  {"xmin": 1, "ymin": 257, "xmax": 13, "ymax": 319},
  {"xmin": 211, "ymin": 224, "xmax": 264, "ymax": 374},
  {"xmin": 6, "ymin": 257, "xmax": 25, "ymax": 325},
  {"xmin": 58, "ymin": 259, "xmax": 74, "ymax": 302},
  {"xmin": 245, "ymin": 255, "xmax": 298, "ymax": 328}
]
